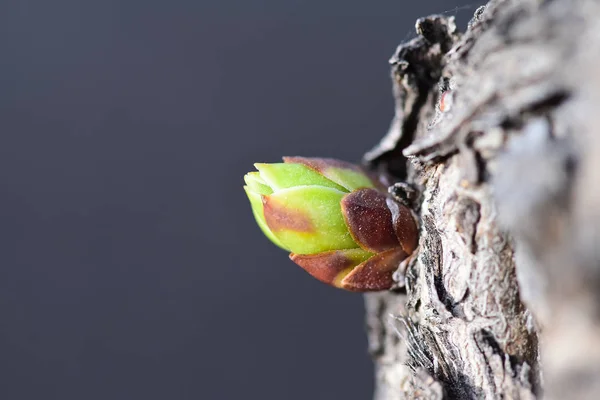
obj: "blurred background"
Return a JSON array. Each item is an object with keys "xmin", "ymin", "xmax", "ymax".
[{"xmin": 0, "ymin": 1, "xmax": 484, "ymax": 399}]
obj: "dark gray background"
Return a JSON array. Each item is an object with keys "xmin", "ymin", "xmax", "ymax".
[{"xmin": 0, "ymin": 1, "xmax": 483, "ymax": 399}]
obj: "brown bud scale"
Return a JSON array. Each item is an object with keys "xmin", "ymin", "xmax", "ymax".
[
  {"xmin": 290, "ymin": 250, "xmax": 367, "ymax": 287},
  {"xmin": 386, "ymin": 197, "xmax": 419, "ymax": 254},
  {"xmin": 340, "ymin": 248, "xmax": 408, "ymax": 291},
  {"xmin": 341, "ymin": 188, "xmax": 400, "ymax": 253}
]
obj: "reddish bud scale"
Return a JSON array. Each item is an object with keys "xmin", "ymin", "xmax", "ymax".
[
  {"xmin": 386, "ymin": 197, "xmax": 418, "ymax": 254},
  {"xmin": 341, "ymin": 188, "xmax": 399, "ymax": 253},
  {"xmin": 290, "ymin": 249, "xmax": 367, "ymax": 288},
  {"xmin": 340, "ymin": 248, "xmax": 408, "ymax": 291}
]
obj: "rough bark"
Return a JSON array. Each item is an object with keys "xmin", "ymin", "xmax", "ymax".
[{"xmin": 362, "ymin": 0, "xmax": 600, "ymax": 398}]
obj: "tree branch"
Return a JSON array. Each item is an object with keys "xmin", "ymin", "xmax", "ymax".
[{"xmin": 364, "ymin": 0, "xmax": 600, "ymax": 398}]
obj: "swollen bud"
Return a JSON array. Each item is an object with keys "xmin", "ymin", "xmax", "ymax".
[{"xmin": 243, "ymin": 157, "xmax": 418, "ymax": 291}]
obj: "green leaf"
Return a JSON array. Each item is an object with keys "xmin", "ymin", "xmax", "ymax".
[
  {"xmin": 244, "ymin": 172, "xmax": 273, "ymax": 195},
  {"xmin": 282, "ymin": 157, "xmax": 375, "ymax": 191},
  {"xmin": 255, "ymin": 163, "xmax": 346, "ymax": 192},
  {"xmin": 244, "ymin": 186, "xmax": 287, "ymax": 250},
  {"xmin": 323, "ymin": 167, "xmax": 375, "ymax": 192},
  {"xmin": 263, "ymin": 185, "xmax": 358, "ymax": 254}
]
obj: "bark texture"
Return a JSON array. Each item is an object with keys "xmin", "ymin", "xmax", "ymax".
[{"xmin": 363, "ymin": 0, "xmax": 600, "ymax": 398}]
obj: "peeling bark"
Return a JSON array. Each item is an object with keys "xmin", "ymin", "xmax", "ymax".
[{"xmin": 363, "ymin": 0, "xmax": 600, "ymax": 398}]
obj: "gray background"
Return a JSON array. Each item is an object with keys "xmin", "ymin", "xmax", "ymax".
[{"xmin": 0, "ymin": 1, "xmax": 483, "ymax": 399}]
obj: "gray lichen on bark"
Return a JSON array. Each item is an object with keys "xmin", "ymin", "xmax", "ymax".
[{"xmin": 363, "ymin": 0, "xmax": 600, "ymax": 398}]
